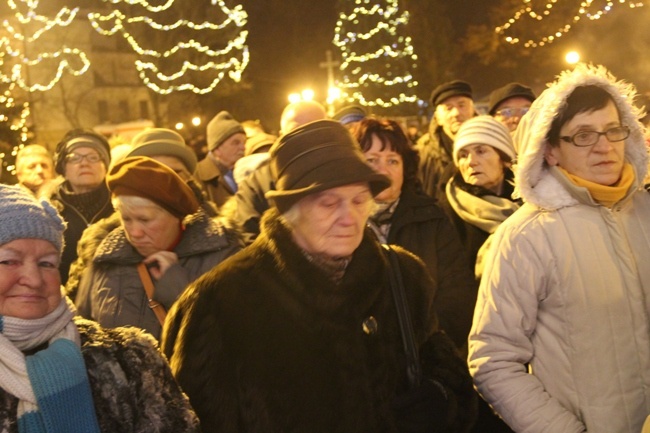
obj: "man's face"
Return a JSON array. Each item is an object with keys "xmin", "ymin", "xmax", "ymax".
[
  {"xmin": 493, "ymin": 96, "xmax": 533, "ymax": 132},
  {"xmin": 16, "ymin": 154, "xmax": 54, "ymax": 192},
  {"xmin": 211, "ymin": 132, "xmax": 246, "ymax": 169},
  {"xmin": 434, "ymin": 95, "xmax": 474, "ymax": 139}
]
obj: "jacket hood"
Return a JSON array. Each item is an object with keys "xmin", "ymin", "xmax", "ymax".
[{"xmin": 513, "ymin": 63, "xmax": 648, "ymax": 209}]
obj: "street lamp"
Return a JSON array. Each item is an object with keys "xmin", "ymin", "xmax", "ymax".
[
  {"xmin": 565, "ymin": 51, "xmax": 580, "ymax": 65},
  {"xmin": 175, "ymin": 122, "xmax": 184, "ymax": 131},
  {"xmin": 288, "ymin": 88, "xmax": 315, "ymax": 103},
  {"xmin": 191, "ymin": 116, "xmax": 201, "ymax": 127}
]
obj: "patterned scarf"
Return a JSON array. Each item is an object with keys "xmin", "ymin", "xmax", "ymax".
[{"xmin": 0, "ymin": 298, "xmax": 101, "ymax": 433}]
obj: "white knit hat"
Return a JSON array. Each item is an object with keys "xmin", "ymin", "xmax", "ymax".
[
  {"xmin": 0, "ymin": 184, "xmax": 66, "ymax": 253},
  {"xmin": 453, "ymin": 115, "xmax": 516, "ymax": 166}
]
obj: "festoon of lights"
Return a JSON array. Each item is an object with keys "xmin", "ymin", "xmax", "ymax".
[
  {"xmin": 0, "ymin": 0, "xmax": 90, "ymax": 92},
  {"xmin": 0, "ymin": 82, "xmax": 31, "ymax": 176},
  {"xmin": 88, "ymin": 0, "xmax": 250, "ymax": 95},
  {"xmin": 497, "ymin": 0, "xmax": 645, "ymax": 48},
  {"xmin": 333, "ymin": 0, "xmax": 419, "ymax": 108}
]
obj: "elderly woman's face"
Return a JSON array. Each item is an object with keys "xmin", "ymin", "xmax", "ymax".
[
  {"xmin": 290, "ymin": 183, "xmax": 373, "ymax": 258},
  {"xmin": 457, "ymin": 144, "xmax": 507, "ymax": 194},
  {"xmin": 545, "ymin": 100, "xmax": 625, "ymax": 186},
  {"xmin": 118, "ymin": 200, "xmax": 181, "ymax": 257},
  {"xmin": 364, "ymin": 135, "xmax": 403, "ymax": 203},
  {"xmin": 0, "ymin": 239, "xmax": 61, "ymax": 319}
]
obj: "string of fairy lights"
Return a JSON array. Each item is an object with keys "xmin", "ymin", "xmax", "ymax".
[
  {"xmin": 0, "ymin": 0, "xmax": 248, "ymax": 95},
  {"xmin": 0, "ymin": 0, "xmax": 90, "ymax": 92},
  {"xmin": 497, "ymin": 0, "xmax": 645, "ymax": 47},
  {"xmin": 89, "ymin": 0, "xmax": 249, "ymax": 95},
  {"xmin": 333, "ymin": 0, "xmax": 419, "ymax": 108}
]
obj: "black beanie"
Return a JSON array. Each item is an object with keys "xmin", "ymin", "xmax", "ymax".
[{"xmin": 206, "ymin": 111, "xmax": 245, "ymax": 152}]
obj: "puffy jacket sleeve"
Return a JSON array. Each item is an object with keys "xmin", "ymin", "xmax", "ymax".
[{"xmin": 467, "ymin": 221, "xmax": 586, "ymax": 433}]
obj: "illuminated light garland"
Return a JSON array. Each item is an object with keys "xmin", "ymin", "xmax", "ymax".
[
  {"xmin": 0, "ymin": 0, "xmax": 90, "ymax": 92},
  {"xmin": 0, "ymin": 82, "xmax": 31, "ymax": 176},
  {"xmin": 333, "ymin": 0, "xmax": 419, "ymax": 108},
  {"xmin": 89, "ymin": 0, "xmax": 250, "ymax": 95},
  {"xmin": 497, "ymin": 0, "xmax": 645, "ymax": 47}
]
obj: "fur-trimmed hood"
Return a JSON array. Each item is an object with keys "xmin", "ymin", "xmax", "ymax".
[{"xmin": 513, "ymin": 63, "xmax": 648, "ymax": 209}]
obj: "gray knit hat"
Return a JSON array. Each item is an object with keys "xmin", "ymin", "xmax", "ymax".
[
  {"xmin": 266, "ymin": 120, "xmax": 390, "ymax": 214},
  {"xmin": 0, "ymin": 184, "xmax": 66, "ymax": 253},
  {"xmin": 206, "ymin": 111, "xmax": 245, "ymax": 152},
  {"xmin": 127, "ymin": 128, "xmax": 198, "ymax": 173},
  {"xmin": 453, "ymin": 115, "xmax": 516, "ymax": 166}
]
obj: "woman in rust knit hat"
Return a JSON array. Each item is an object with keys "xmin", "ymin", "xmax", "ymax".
[{"xmin": 74, "ymin": 156, "xmax": 242, "ymax": 339}]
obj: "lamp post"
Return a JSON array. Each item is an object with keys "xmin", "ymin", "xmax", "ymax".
[{"xmin": 565, "ymin": 50, "xmax": 580, "ymax": 66}]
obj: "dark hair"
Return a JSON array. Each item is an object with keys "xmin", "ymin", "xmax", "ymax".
[
  {"xmin": 547, "ymin": 85, "xmax": 619, "ymax": 147},
  {"xmin": 351, "ymin": 117, "xmax": 420, "ymax": 191}
]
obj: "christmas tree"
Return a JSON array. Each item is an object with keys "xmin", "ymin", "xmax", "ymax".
[
  {"xmin": 333, "ymin": 0, "xmax": 419, "ymax": 111},
  {"xmin": 0, "ymin": 83, "xmax": 30, "ymax": 184},
  {"xmin": 89, "ymin": 0, "xmax": 250, "ymax": 95},
  {"xmin": 0, "ymin": 0, "xmax": 90, "ymax": 92}
]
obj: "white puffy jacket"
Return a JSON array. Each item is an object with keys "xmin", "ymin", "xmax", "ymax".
[{"xmin": 468, "ymin": 64, "xmax": 650, "ymax": 433}]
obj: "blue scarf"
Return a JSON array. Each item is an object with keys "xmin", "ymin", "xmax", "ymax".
[{"xmin": 0, "ymin": 298, "xmax": 101, "ymax": 433}]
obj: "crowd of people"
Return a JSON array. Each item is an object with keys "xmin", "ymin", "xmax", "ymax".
[{"xmin": 1, "ymin": 62, "xmax": 650, "ymax": 433}]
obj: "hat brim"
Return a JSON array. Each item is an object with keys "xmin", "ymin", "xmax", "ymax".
[
  {"xmin": 126, "ymin": 142, "xmax": 198, "ymax": 173},
  {"xmin": 266, "ymin": 161, "xmax": 390, "ymax": 213}
]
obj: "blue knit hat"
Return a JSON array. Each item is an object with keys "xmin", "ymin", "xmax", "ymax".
[{"xmin": 0, "ymin": 184, "xmax": 66, "ymax": 253}]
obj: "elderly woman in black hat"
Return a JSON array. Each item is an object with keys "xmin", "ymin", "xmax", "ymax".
[
  {"xmin": 75, "ymin": 156, "xmax": 241, "ymax": 339},
  {"xmin": 162, "ymin": 120, "xmax": 476, "ymax": 433},
  {"xmin": 0, "ymin": 183, "xmax": 199, "ymax": 432}
]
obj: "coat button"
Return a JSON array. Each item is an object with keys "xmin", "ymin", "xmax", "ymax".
[{"xmin": 362, "ymin": 316, "xmax": 378, "ymax": 335}]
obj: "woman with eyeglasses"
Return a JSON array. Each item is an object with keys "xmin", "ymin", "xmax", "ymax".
[
  {"xmin": 49, "ymin": 129, "xmax": 115, "ymax": 285},
  {"xmin": 468, "ymin": 64, "xmax": 650, "ymax": 433}
]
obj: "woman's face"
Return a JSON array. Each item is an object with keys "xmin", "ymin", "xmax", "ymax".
[
  {"xmin": 118, "ymin": 201, "xmax": 181, "ymax": 257},
  {"xmin": 364, "ymin": 135, "xmax": 403, "ymax": 203},
  {"xmin": 290, "ymin": 183, "xmax": 373, "ymax": 258},
  {"xmin": 0, "ymin": 239, "xmax": 62, "ymax": 320},
  {"xmin": 457, "ymin": 144, "xmax": 507, "ymax": 194},
  {"xmin": 545, "ymin": 100, "xmax": 625, "ymax": 186}
]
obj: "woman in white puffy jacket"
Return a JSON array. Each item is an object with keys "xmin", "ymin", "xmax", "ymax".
[{"xmin": 468, "ymin": 63, "xmax": 650, "ymax": 433}]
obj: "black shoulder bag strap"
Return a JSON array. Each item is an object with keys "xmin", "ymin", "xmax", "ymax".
[{"xmin": 383, "ymin": 244, "xmax": 422, "ymax": 389}]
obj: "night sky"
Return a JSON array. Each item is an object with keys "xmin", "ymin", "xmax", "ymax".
[{"xmin": 216, "ymin": 0, "xmax": 649, "ymax": 128}]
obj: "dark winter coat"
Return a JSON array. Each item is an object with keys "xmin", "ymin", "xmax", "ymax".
[
  {"xmin": 50, "ymin": 181, "xmax": 114, "ymax": 285},
  {"xmin": 0, "ymin": 317, "xmax": 199, "ymax": 433},
  {"xmin": 162, "ymin": 208, "xmax": 476, "ymax": 433},
  {"xmin": 413, "ymin": 121, "xmax": 456, "ymax": 203},
  {"xmin": 75, "ymin": 209, "xmax": 242, "ymax": 339},
  {"xmin": 384, "ymin": 187, "xmax": 478, "ymax": 350},
  {"xmin": 196, "ymin": 156, "xmax": 235, "ymax": 208},
  {"xmin": 220, "ymin": 161, "xmax": 273, "ymax": 245}
]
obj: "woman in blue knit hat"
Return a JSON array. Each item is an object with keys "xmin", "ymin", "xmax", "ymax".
[{"xmin": 0, "ymin": 183, "xmax": 199, "ymax": 433}]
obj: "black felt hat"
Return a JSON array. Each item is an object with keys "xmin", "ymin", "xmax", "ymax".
[
  {"xmin": 487, "ymin": 82, "xmax": 536, "ymax": 115},
  {"xmin": 430, "ymin": 80, "xmax": 473, "ymax": 107},
  {"xmin": 265, "ymin": 120, "xmax": 390, "ymax": 214}
]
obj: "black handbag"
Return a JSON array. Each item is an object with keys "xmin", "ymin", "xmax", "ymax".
[{"xmin": 383, "ymin": 244, "xmax": 450, "ymax": 433}]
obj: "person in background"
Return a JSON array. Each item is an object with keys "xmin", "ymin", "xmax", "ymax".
[
  {"xmin": 196, "ymin": 110, "xmax": 246, "ymax": 208},
  {"xmin": 415, "ymin": 80, "xmax": 476, "ymax": 202},
  {"xmin": 487, "ymin": 82, "xmax": 536, "ymax": 133},
  {"xmin": 14, "ymin": 144, "xmax": 56, "ymax": 197},
  {"xmin": 221, "ymin": 100, "xmax": 328, "ymax": 244},
  {"xmin": 0, "ymin": 183, "xmax": 199, "ymax": 433},
  {"xmin": 50, "ymin": 129, "xmax": 114, "ymax": 286},
  {"xmin": 162, "ymin": 120, "xmax": 475, "ymax": 433},
  {"xmin": 352, "ymin": 116, "xmax": 477, "ymax": 352},
  {"xmin": 332, "ymin": 104, "xmax": 367, "ymax": 129},
  {"xmin": 75, "ymin": 156, "xmax": 241, "ymax": 339},
  {"xmin": 469, "ymin": 64, "xmax": 650, "ymax": 433},
  {"xmin": 442, "ymin": 116, "xmax": 520, "ymax": 279}
]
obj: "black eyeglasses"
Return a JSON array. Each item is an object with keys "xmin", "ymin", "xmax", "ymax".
[
  {"xmin": 560, "ymin": 126, "xmax": 630, "ymax": 147},
  {"xmin": 65, "ymin": 153, "xmax": 102, "ymax": 164},
  {"xmin": 495, "ymin": 107, "xmax": 529, "ymax": 119}
]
